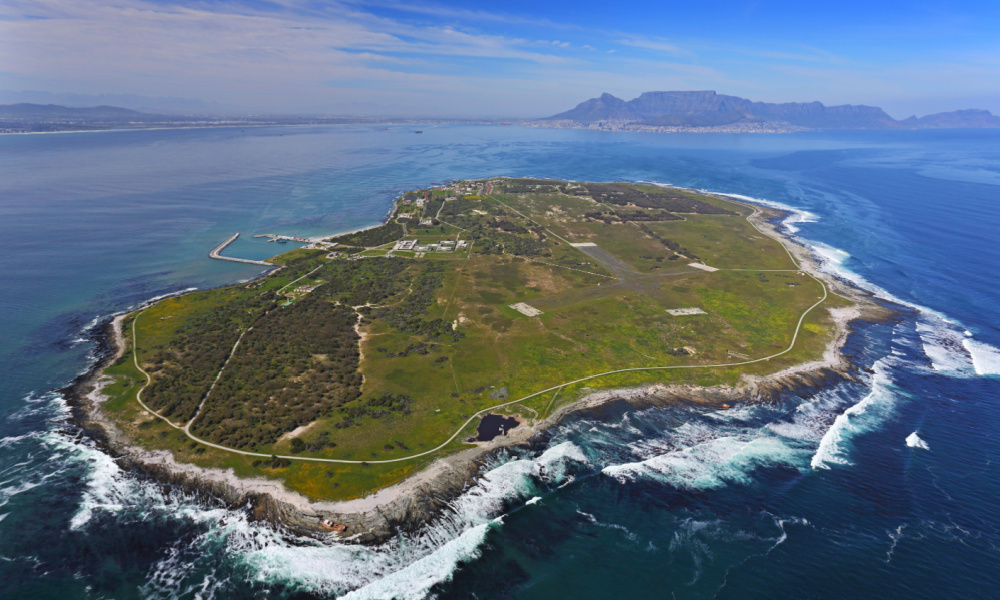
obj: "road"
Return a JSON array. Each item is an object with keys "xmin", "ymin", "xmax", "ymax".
[{"xmin": 126, "ymin": 201, "xmax": 831, "ymax": 465}]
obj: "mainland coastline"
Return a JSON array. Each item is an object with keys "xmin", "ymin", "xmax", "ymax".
[{"xmin": 64, "ymin": 181, "xmax": 892, "ymax": 545}]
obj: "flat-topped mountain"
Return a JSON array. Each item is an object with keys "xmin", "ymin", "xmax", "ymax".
[{"xmin": 545, "ymin": 91, "xmax": 1000, "ymax": 130}]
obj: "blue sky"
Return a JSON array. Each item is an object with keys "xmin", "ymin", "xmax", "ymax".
[{"xmin": 2, "ymin": 0, "xmax": 999, "ymax": 116}]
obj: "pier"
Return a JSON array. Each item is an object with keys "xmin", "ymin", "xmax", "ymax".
[
  {"xmin": 209, "ymin": 233, "xmax": 274, "ymax": 266},
  {"xmin": 252, "ymin": 233, "xmax": 313, "ymax": 243}
]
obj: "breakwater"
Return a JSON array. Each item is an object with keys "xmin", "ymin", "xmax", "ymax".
[{"xmin": 208, "ymin": 233, "xmax": 273, "ymax": 266}]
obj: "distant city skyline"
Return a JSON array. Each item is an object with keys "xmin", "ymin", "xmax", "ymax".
[{"xmin": 2, "ymin": 0, "xmax": 999, "ymax": 117}]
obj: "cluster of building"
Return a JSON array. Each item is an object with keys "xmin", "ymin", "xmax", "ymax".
[
  {"xmin": 532, "ymin": 119, "xmax": 800, "ymax": 134},
  {"xmin": 392, "ymin": 239, "xmax": 468, "ymax": 253}
]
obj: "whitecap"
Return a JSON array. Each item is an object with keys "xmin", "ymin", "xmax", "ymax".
[
  {"xmin": 603, "ymin": 428, "xmax": 805, "ymax": 490},
  {"xmin": 133, "ymin": 287, "xmax": 199, "ymax": 310},
  {"xmin": 338, "ymin": 520, "xmax": 496, "ymax": 600},
  {"xmin": 917, "ymin": 320, "xmax": 976, "ymax": 375},
  {"xmin": 906, "ymin": 432, "xmax": 929, "ymax": 450},
  {"xmin": 962, "ymin": 338, "xmax": 1000, "ymax": 376}
]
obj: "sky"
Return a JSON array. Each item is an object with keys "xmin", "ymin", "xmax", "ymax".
[{"xmin": 2, "ymin": 0, "xmax": 999, "ymax": 117}]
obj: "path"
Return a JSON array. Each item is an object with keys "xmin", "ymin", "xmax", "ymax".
[{"xmin": 183, "ymin": 327, "xmax": 252, "ymax": 434}]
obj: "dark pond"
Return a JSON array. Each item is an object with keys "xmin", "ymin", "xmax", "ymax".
[{"xmin": 475, "ymin": 414, "xmax": 519, "ymax": 441}]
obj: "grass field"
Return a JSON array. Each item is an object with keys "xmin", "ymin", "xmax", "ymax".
[{"xmin": 98, "ymin": 179, "xmax": 851, "ymax": 501}]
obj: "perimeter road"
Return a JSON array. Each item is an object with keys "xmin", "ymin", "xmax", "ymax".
[{"xmin": 126, "ymin": 197, "xmax": 832, "ymax": 466}]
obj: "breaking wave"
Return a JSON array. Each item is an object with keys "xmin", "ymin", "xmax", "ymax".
[
  {"xmin": 811, "ymin": 357, "xmax": 900, "ymax": 469},
  {"xmin": 962, "ymin": 338, "xmax": 1000, "ymax": 376},
  {"xmin": 593, "ymin": 362, "xmax": 902, "ymax": 487},
  {"xmin": 25, "ymin": 187, "xmax": 988, "ymax": 598},
  {"xmin": 906, "ymin": 432, "xmax": 930, "ymax": 450},
  {"xmin": 147, "ymin": 440, "xmax": 587, "ymax": 598},
  {"xmin": 716, "ymin": 190, "xmax": 1000, "ymax": 380}
]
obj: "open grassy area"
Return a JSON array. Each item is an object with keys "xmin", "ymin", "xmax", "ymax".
[{"xmin": 99, "ymin": 179, "xmax": 851, "ymax": 502}]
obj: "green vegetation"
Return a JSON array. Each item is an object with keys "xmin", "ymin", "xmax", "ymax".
[
  {"xmin": 584, "ymin": 182, "xmax": 738, "ymax": 214},
  {"xmin": 326, "ymin": 222, "xmax": 405, "ymax": 247},
  {"xmin": 100, "ymin": 179, "xmax": 851, "ymax": 502}
]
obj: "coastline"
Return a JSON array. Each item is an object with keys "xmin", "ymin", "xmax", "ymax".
[{"xmin": 64, "ymin": 185, "xmax": 893, "ymax": 545}]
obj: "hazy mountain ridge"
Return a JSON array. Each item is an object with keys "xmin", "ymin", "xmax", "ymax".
[
  {"xmin": 546, "ymin": 91, "xmax": 999, "ymax": 129},
  {"xmin": 0, "ymin": 103, "xmax": 149, "ymax": 120},
  {"xmin": 899, "ymin": 109, "xmax": 1000, "ymax": 129}
]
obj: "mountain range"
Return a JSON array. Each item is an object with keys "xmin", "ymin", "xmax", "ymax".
[
  {"xmin": 0, "ymin": 103, "xmax": 150, "ymax": 120},
  {"xmin": 545, "ymin": 91, "xmax": 1000, "ymax": 129}
]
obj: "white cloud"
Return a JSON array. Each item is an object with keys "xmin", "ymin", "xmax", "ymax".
[
  {"xmin": 618, "ymin": 36, "xmax": 691, "ymax": 56},
  {"xmin": 1, "ymin": 0, "xmax": 996, "ymax": 116},
  {"xmin": 0, "ymin": 0, "xmax": 591, "ymax": 113}
]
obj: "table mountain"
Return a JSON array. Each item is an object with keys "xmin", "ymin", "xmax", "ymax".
[{"xmin": 546, "ymin": 91, "xmax": 998, "ymax": 129}]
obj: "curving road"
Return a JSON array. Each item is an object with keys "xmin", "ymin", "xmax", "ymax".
[{"xmin": 127, "ymin": 200, "xmax": 829, "ymax": 465}]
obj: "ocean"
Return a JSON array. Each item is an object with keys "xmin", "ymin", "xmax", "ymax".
[{"xmin": 1, "ymin": 125, "xmax": 998, "ymax": 599}]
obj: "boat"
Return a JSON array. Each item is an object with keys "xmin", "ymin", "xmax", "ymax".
[
  {"xmin": 276, "ymin": 238, "xmax": 287, "ymax": 244},
  {"xmin": 414, "ymin": 130, "xmax": 423, "ymax": 134},
  {"xmin": 321, "ymin": 518, "xmax": 347, "ymax": 532}
]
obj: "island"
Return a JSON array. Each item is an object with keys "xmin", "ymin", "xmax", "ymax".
[{"xmin": 71, "ymin": 179, "xmax": 877, "ymax": 542}]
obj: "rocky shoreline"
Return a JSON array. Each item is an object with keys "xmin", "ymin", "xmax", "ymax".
[{"xmin": 63, "ymin": 196, "xmax": 896, "ymax": 546}]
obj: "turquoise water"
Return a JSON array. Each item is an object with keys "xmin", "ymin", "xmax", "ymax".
[{"xmin": 1, "ymin": 125, "xmax": 998, "ymax": 598}]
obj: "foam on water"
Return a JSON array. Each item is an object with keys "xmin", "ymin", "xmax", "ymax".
[
  {"xmin": 590, "ymin": 350, "xmax": 909, "ymax": 489},
  {"xmin": 713, "ymin": 189, "xmax": 1000, "ymax": 382},
  {"xmin": 25, "ymin": 183, "xmax": 992, "ymax": 597},
  {"xmin": 811, "ymin": 358, "xmax": 899, "ymax": 470},
  {"xmin": 340, "ymin": 521, "xmax": 496, "ymax": 600},
  {"xmin": 962, "ymin": 338, "xmax": 1000, "ymax": 376},
  {"xmin": 603, "ymin": 426, "xmax": 805, "ymax": 489},
  {"xmin": 713, "ymin": 191, "xmax": 819, "ymax": 234},
  {"xmin": 150, "ymin": 443, "xmax": 589, "ymax": 598},
  {"xmin": 599, "ymin": 395, "xmax": 842, "ymax": 489},
  {"xmin": 813, "ymin": 243, "xmax": 998, "ymax": 379},
  {"xmin": 906, "ymin": 432, "xmax": 930, "ymax": 450}
]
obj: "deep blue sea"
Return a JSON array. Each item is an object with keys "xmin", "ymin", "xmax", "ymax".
[{"xmin": 1, "ymin": 125, "xmax": 998, "ymax": 599}]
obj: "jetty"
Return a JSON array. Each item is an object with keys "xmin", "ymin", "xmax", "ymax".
[
  {"xmin": 253, "ymin": 233, "xmax": 313, "ymax": 243},
  {"xmin": 209, "ymin": 233, "xmax": 274, "ymax": 266}
]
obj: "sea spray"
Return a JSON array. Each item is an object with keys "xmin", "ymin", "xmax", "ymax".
[
  {"xmin": 156, "ymin": 442, "xmax": 592, "ymax": 599},
  {"xmin": 596, "ymin": 385, "xmax": 860, "ymax": 488},
  {"xmin": 905, "ymin": 432, "xmax": 930, "ymax": 450}
]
